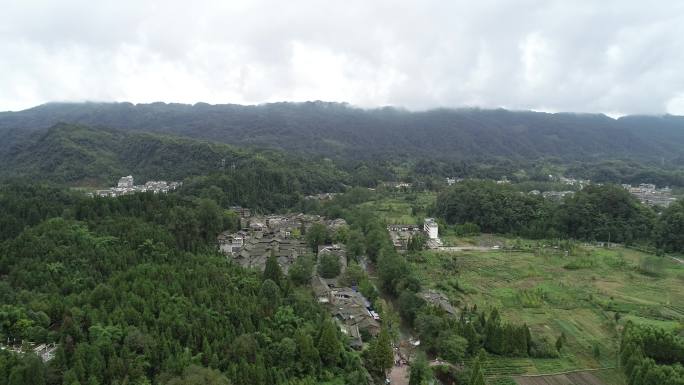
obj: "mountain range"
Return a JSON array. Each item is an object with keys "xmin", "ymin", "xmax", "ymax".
[{"xmin": 2, "ymin": 101, "xmax": 684, "ymax": 165}]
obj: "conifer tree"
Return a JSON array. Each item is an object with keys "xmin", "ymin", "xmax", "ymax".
[
  {"xmin": 409, "ymin": 352, "xmax": 432, "ymax": 385},
  {"xmin": 317, "ymin": 320, "xmax": 341, "ymax": 366},
  {"xmin": 264, "ymin": 254, "xmax": 282, "ymax": 286},
  {"xmin": 469, "ymin": 351, "xmax": 486, "ymax": 385},
  {"xmin": 368, "ymin": 327, "xmax": 394, "ymax": 376}
]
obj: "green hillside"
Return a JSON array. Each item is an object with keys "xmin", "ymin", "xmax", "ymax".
[{"xmin": 0, "ymin": 123, "xmax": 349, "ymax": 191}]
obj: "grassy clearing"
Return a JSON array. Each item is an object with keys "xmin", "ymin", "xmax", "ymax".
[
  {"xmin": 412, "ymin": 243, "xmax": 683, "ymax": 383},
  {"xmin": 356, "ymin": 191, "xmax": 436, "ymax": 224}
]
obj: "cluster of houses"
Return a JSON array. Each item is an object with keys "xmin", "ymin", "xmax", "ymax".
[
  {"xmin": 446, "ymin": 177, "xmax": 464, "ymax": 186},
  {"xmin": 554, "ymin": 175, "xmax": 591, "ymax": 188},
  {"xmin": 313, "ymin": 275, "xmax": 381, "ymax": 349},
  {"xmin": 622, "ymin": 183, "xmax": 677, "ymax": 207},
  {"xmin": 217, "ymin": 211, "xmax": 347, "ymax": 273},
  {"xmin": 94, "ymin": 175, "xmax": 181, "ymax": 197},
  {"xmin": 382, "ymin": 181, "xmax": 413, "ymax": 189},
  {"xmin": 304, "ymin": 193, "xmax": 339, "ymax": 201},
  {"xmin": 529, "ymin": 189, "xmax": 575, "ymax": 201},
  {"xmin": 0, "ymin": 342, "xmax": 57, "ymax": 363},
  {"xmin": 387, "ymin": 218, "xmax": 442, "ymax": 250},
  {"xmin": 311, "ymin": 245, "xmax": 381, "ymax": 349},
  {"xmin": 217, "ymin": 208, "xmax": 387, "ymax": 348}
]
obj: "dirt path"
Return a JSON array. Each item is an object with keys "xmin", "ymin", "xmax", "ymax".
[
  {"xmin": 437, "ymin": 246, "xmax": 497, "ymax": 252},
  {"xmin": 389, "ymin": 362, "xmax": 409, "ymax": 385}
]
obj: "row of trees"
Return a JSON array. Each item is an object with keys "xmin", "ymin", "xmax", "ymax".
[
  {"xmin": 435, "ymin": 180, "xmax": 684, "ymax": 252},
  {"xmin": 620, "ymin": 322, "xmax": 684, "ymax": 385}
]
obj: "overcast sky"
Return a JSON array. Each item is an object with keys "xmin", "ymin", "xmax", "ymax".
[{"xmin": 2, "ymin": 0, "xmax": 684, "ymax": 115}]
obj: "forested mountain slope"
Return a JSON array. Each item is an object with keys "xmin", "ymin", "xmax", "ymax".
[
  {"xmin": 0, "ymin": 123, "xmax": 349, "ymax": 192},
  {"xmin": 1, "ymin": 102, "xmax": 683, "ymax": 163}
]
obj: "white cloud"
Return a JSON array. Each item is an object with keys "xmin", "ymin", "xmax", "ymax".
[{"xmin": 1, "ymin": 0, "xmax": 683, "ymax": 114}]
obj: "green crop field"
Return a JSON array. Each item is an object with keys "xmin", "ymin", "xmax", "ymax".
[
  {"xmin": 357, "ymin": 191, "xmax": 436, "ymax": 224},
  {"xmin": 411, "ymin": 242, "xmax": 684, "ymax": 384}
]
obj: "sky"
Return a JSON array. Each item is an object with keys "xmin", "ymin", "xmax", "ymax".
[{"xmin": 1, "ymin": 0, "xmax": 684, "ymax": 115}]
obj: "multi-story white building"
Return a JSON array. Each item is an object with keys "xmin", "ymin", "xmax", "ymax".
[{"xmin": 424, "ymin": 218, "xmax": 438, "ymax": 240}]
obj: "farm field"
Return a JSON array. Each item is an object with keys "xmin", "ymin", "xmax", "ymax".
[
  {"xmin": 512, "ymin": 368, "xmax": 624, "ymax": 385},
  {"xmin": 356, "ymin": 191, "xmax": 435, "ymax": 224},
  {"xmin": 410, "ymin": 243, "xmax": 684, "ymax": 384}
]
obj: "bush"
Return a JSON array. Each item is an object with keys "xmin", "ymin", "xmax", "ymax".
[
  {"xmin": 438, "ymin": 333, "xmax": 468, "ymax": 363},
  {"xmin": 563, "ymin": 257, "xmax": 596, "ymax": 270},
  {"xmin": 529, "ymin": 337, "xmax": 560, "ymax": 358},
  {"xmin": 639, "ymin": 255, "xmax": 665, "ymax": 277},
  {"xmin": 454, "ymin": 222, "xmax": 481, "ymax": 236}
]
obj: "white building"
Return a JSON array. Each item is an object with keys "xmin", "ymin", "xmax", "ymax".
[
  {"xmin": 424, "ymin": 218, "xmax": 438, "ymax": 240},
  {"xmin": 117, "ymin": 175, "xmax": 134, "ymax": 188}
]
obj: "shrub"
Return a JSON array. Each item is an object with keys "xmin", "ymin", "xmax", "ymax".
[
  {"xmin": 563, "ymin": 257, "xmax": 596, "ymax": 270},
  {"xmin": 638, "ymin": 256, "xmax": 665, "ymax": 277},
  {"xmin": 529, "ymin": 337, "xmax": 560, "ymax": 358}
]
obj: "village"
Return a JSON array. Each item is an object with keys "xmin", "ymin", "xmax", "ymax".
[
  {"xmin": 93, "ymin": 175, "xmax": 182, "ymax": 197},
  {"xmin": 621, "ymin": 183, "xmax": 677, "ymax": 207},
  {"xmin": 217, "ymin": 207, "xmax": 457, "ymax": 353}
]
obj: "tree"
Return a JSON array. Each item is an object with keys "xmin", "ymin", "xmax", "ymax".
[
  {"xmin": 365, "ymin": 228, "xmax": 387, "ymax": 263},
  {"xmin": 168, "ymin": 206, "xmax": 200, "ymax": 251},
  {"xmin": 295, "ymin": 330, "xmax": 320, "ymax": 376},
  {"xmin": 484, "ymin": 309, "xmax": 503, "ymax": 354},
  {"xmin": 306, "ymin": 223, "xmax": 328, "ymax": 253},
  {"xmin": 259, "ymin": 279, "xmax": 280, "ymax": 316},
  {"xmin": 317, "ymin": 253, "xmax": 341, "ymax": 278},
  {"xmin": 346, "ymin": 229, "xmax": 365, "ymax": 259},
  {"xmin": 7, "ymin": 354, "xmax": 46, "ymax": 385},
  {"xmin": 657, "ymin": 201, "xmax": 684, "ymax": 252},
  {"xmin": 288, "ymin": 255, "xmax": 314, "ymax": 285},
  {"xmin": 396, "ymin": 291, "xmax": 425, "ymax": 326},
  {"xmin": 317, "ymin": 321, "xmax": 341, "ymax": 366},
  {"xmin": 263, "ymin": 254, "xmax": 283, "ymax": 286},
  {"xmin": 556, "ymin": 333, "xmax": 566, "ymax": 352},
  {"xmin": 409, "ymin": 352, "xmax": 432, "ymax": 385},
  {"xmin": 196, "ymin": 199, "xmax": 223, "ymax": 242},
  {"xmin": 161, "ymin": 365, "xmax": 231, "ymax": 385},
  {"xmin": 407, "ymin": 234, "xmax": 427, "ymax": 252},
  {"xmin": 439, "ymin": 333, "xmax": 468, "ymax": 363},
  {"xmin": 339, "ymin": 261, "xmax": 365, "ymax": 287},
  {"xmin": 469, "ymin": 352, "xmax": 486, "ymax": 385},
  {"xmin": 367, "ymin": 327, "xmax": 393, "ymax": 376}
]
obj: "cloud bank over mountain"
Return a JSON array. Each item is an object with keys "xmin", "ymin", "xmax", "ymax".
[{"xmin": 2, "ymin": 0, "xmax": 683, "ymax": 115}]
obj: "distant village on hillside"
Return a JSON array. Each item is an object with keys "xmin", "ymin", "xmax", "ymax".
[
  {"xmin": 621, "ymin": 183, "xmax": 677, "ymax": 207},
  {"xmin": 93, "ymin": 175, "xmax": 182, "ymax": 197},
  {"xmin": 446, "ymin": 175, "xmax": 678, "ymax": 207}
]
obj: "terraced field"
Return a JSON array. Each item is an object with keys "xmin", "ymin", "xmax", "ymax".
[
  {"xmin": 512, "ymin": 368, "xmax": 626, "ymax": 385},
  {"xmin": 412, "ymin": 243, "xmax": 684, "ymax": 384}
]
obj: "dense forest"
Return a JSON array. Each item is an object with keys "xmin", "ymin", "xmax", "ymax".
[
  {"xmin": 3, "ymin": 113, "xmax": 684, "ymax": 189},
  {"xmin": 0, "ymin": 123, "xmax": 353, "ymax": 193},
  {"xmin": 0, "ymin": 185, "xmax": 377, "ymax": 385},
  {"xmin": 2, "ymin": 102, "xmax": 684, "ymax": 166}
]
